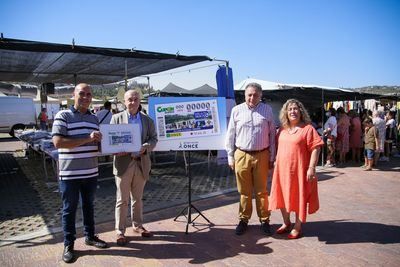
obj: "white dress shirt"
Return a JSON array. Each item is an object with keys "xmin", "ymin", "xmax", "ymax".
[{"xmin": 225, "ymin": 102, "xmax": 276, "ymax": 165}]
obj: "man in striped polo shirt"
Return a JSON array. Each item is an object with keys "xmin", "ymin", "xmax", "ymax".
[
  {"xmin": 225, "ymin": 82, "xmax": 276, "ymax": 236},
  {"xmin": 52, "ymin": 83, "xmax": 107, "ymax": 263}
]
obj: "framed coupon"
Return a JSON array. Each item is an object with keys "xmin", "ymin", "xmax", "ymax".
[
  {"xmin": 99, "ymin": 124, "xmax": 141, "ymax": 154},
  {"xmin": 148, "ymin": 97, "xmax": 227, "ymax": 151},
  {"xmin": 154, "ymin": 99, "xmax": 220, "ymax": 140}
]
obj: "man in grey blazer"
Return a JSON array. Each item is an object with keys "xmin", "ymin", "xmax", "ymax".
[{"xmin": 111, "ymin": 89, "xmax": 158, "ymax": 246}]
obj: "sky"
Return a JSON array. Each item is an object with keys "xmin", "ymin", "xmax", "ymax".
[{"xmin": 1, "ymin": 0, "xmax": 399, "ymax": 90}]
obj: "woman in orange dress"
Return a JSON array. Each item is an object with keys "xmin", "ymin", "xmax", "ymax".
[{"xmin": 269, "ymin": 99, "xmax": 324, "ymax": 239}]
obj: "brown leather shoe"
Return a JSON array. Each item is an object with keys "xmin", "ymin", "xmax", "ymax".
[
  {"xmin": 116, "ymin": 234, "xmax": 127, "ymax": 246},
  {"xmin": 134, "ymin": 226, "xmax": 153, "ymax": 238}
]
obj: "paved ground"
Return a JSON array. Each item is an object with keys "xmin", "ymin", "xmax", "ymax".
[
  {"xmin": 1, "ymin": 135, "xmax": 400, "ymax": 266},
  {"xmin": 0, "ymin": 136, "xmax": 235, "ymax": 240}
]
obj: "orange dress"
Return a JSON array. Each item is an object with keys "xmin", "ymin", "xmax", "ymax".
[{"xmin": 269, "ymin": 124, "xmax": 324, "ymax": 222}]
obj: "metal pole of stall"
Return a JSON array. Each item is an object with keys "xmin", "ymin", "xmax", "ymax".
[
  {"xmin": 225, "ymin": 61, "xmax": 230, "ymax": 97},
  {"xmin": 124, "ymin": 59, "xmax": 128, "ymax": 91},
  {"xmin": 147, "ymin": 76, "xmax": 151, "ymax": 95}
]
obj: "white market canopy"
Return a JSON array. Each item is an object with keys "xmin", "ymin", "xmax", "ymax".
[
  {"xmin": 151, "ymin": 82, "xmax": 217, "ymax": 97},
  {"xmin": 34, "ymin": 90, "xmax": 60, "ymax": 104},
  {"xmin": 234, "ymin": 78, "xmax": 381, "ymax": 108},
  {"xmin": 234, "ymin": 77, "xmax": 350, "ymax": 91}
]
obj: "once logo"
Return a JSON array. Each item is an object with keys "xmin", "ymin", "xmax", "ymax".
[{"xmin": 182, "ymin": 143, "xmax": 198, "ymax": 149}]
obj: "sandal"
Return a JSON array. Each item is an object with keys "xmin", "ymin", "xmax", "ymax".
[
  {"xmin": 288, "ymin": 229, "xmax": 302, "ymax": 239},
  {"xmin": 276, "ymin": 223, "xmax": 292, "ymax": 234}
]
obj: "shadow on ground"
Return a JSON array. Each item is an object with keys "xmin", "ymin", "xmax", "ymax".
[
  {"xmin": 82, "ymin": 227, "xmax": 273, "ymax": 264},
  {"xmin": 9, "ymin": 219, "xmax": 400, "ymax": 264},
  {"xmin": 301, "ymin": 220, "xmax": 400, "ymax": 244},
  {"xmin": 0, "ymin": 153, "xmax": 47, "ymax": 222},
  {"xmin": 316, "ymin": 170, "xmax": 341, "ymax": 182}
]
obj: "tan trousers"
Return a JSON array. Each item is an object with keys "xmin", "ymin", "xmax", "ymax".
[
  {"xmin": 115, "ymin": 159, "xmax": 146, "ymax": 235},
  {"xmin": 234, "ymin": 149, "xmax": 270, "ymax": 223}
]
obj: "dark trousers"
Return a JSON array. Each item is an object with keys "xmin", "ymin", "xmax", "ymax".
[
  {"xmin": 59, "ymin": 178, "xmax": 97, "ymax": 246},
  {"xmin": 40, "ymin": 121, "xmax": 47, "ymax": 131}
]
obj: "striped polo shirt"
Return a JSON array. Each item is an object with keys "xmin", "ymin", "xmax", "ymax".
[{"xmin": 52, "ymin": 106, "xmax": 99, "ymax": 180}]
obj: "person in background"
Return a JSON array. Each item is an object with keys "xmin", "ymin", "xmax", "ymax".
[
  {"xmin": 362, "ymin": 118, "xmax": 378, "ymax": 171},
  {"xmin": 269, "ymin": 99, "xmax": 324, "ymax": 239},
  {"xmin": 310, "ymin": 112, "xmax": 323, "ymax": 136},
  {"xmin": 111, "ymin": 89, "xmax": 158, "ymax": 246},
  {"xmin": 366, "ymin": 110, "xmax": 373, "ymax": 120},
  {"xmin": 396, "ymin": 121, "xmax": 400, "ymax": 157},
  {"xmin": 372, "ymin": 110, "xmax": 386, "ymax": 164},
  {"xmin": 348, "ymin": 110, "xmax": 363, "ymax": 163},
  {"xmin": 336, "ymin": 107, "xmax": 350, "ymax": 165},
  {"xmin": 323, "ymin": 108, "xmax": 337, "ymax": 167},
  {"xmin": 225, "ymin": 82, "xmax": 276, "ymax": 236},
  {"xmin": 38, "ymin": 107, "xmax": 48, "ymax": 131},
  {"xmin": 52, "ymin": 83, "xmax": 107, "ymax": 263},
  {"xmin": 361, "ymin": 109, "xmax": 371, "ymax": 122},
  {"xmin": 96, "ymin": 101, "xmax": 113, "ymax": 162},
  {"xmin": 96, "ymin": 101, "xmax": 112, "ymax": 124},
  {"xmin": 385, "ymin": 111, "xmax": 396, "ymax": 159}
]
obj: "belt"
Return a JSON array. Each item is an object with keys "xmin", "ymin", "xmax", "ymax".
[{"xmin": 239, "ymin": 148, "xmax": 268, "ymax": 154}]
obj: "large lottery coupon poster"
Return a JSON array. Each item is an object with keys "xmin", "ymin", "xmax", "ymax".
[{"xmin": 148, "ymin": 97, "xmax": 227, "ymax": 151}]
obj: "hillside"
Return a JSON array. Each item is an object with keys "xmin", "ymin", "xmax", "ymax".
[{"xmin": 352, "ymin": 85, "xmax": 400, "ymax": 95}]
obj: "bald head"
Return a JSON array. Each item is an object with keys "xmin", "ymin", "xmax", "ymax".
[
  {"xmin": 73, "ymin": 83, "xmax": 92, "ymax": 113},
  {"xmin": 74, "ymin": 83, "xmax": 90, "ymax": 93}
]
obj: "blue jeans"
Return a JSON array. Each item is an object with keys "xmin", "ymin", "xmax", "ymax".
[
  {"xmin": 364, "ymin": 149, "xmax": 375, "ymax": 160},
  {"xmin": 59, "ymin": 178, "xmax": 97, "ymax": 246},
  {"xmin": 40, "ymin": 121, "xmax": 47, "ymax": 131}
]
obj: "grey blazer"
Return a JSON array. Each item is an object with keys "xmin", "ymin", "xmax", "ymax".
[{"xmin": 110, "ymin": 110, "xmax": 158, "ymax": 180}]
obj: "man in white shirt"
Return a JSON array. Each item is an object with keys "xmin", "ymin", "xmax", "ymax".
[
  {"xmin": 226, "ymin": 82, "xmax": 276, "ymax": 236},
  {"xmin": 373, "ymin": 110, "xmax": 386, "ymax": 163},
  {"xmin": 323, "ymin": 108, "xmax": 337, "ymax": 167}
]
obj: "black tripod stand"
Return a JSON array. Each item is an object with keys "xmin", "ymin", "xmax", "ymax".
[{"xmin": 174, "ymin": 151, "xmax": 211, "ymax": 234}]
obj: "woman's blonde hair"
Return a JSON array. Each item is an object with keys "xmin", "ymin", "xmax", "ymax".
[{"xmin": 279, "ymin": 99, "xmax": 311, "ymax": 128}]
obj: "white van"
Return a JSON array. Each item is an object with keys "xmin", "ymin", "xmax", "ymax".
[{"xmin": 0, "ymin": 97, "xmax": 37, "ymax": 136}]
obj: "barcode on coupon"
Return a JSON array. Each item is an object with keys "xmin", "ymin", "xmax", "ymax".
[
  {"xmin": 157, "ymin": 117, "xmax": 165, "ymax": 137},
  {"xmin": 211, "ymin": 106, "xmax": 218, "ymax": 133}
]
